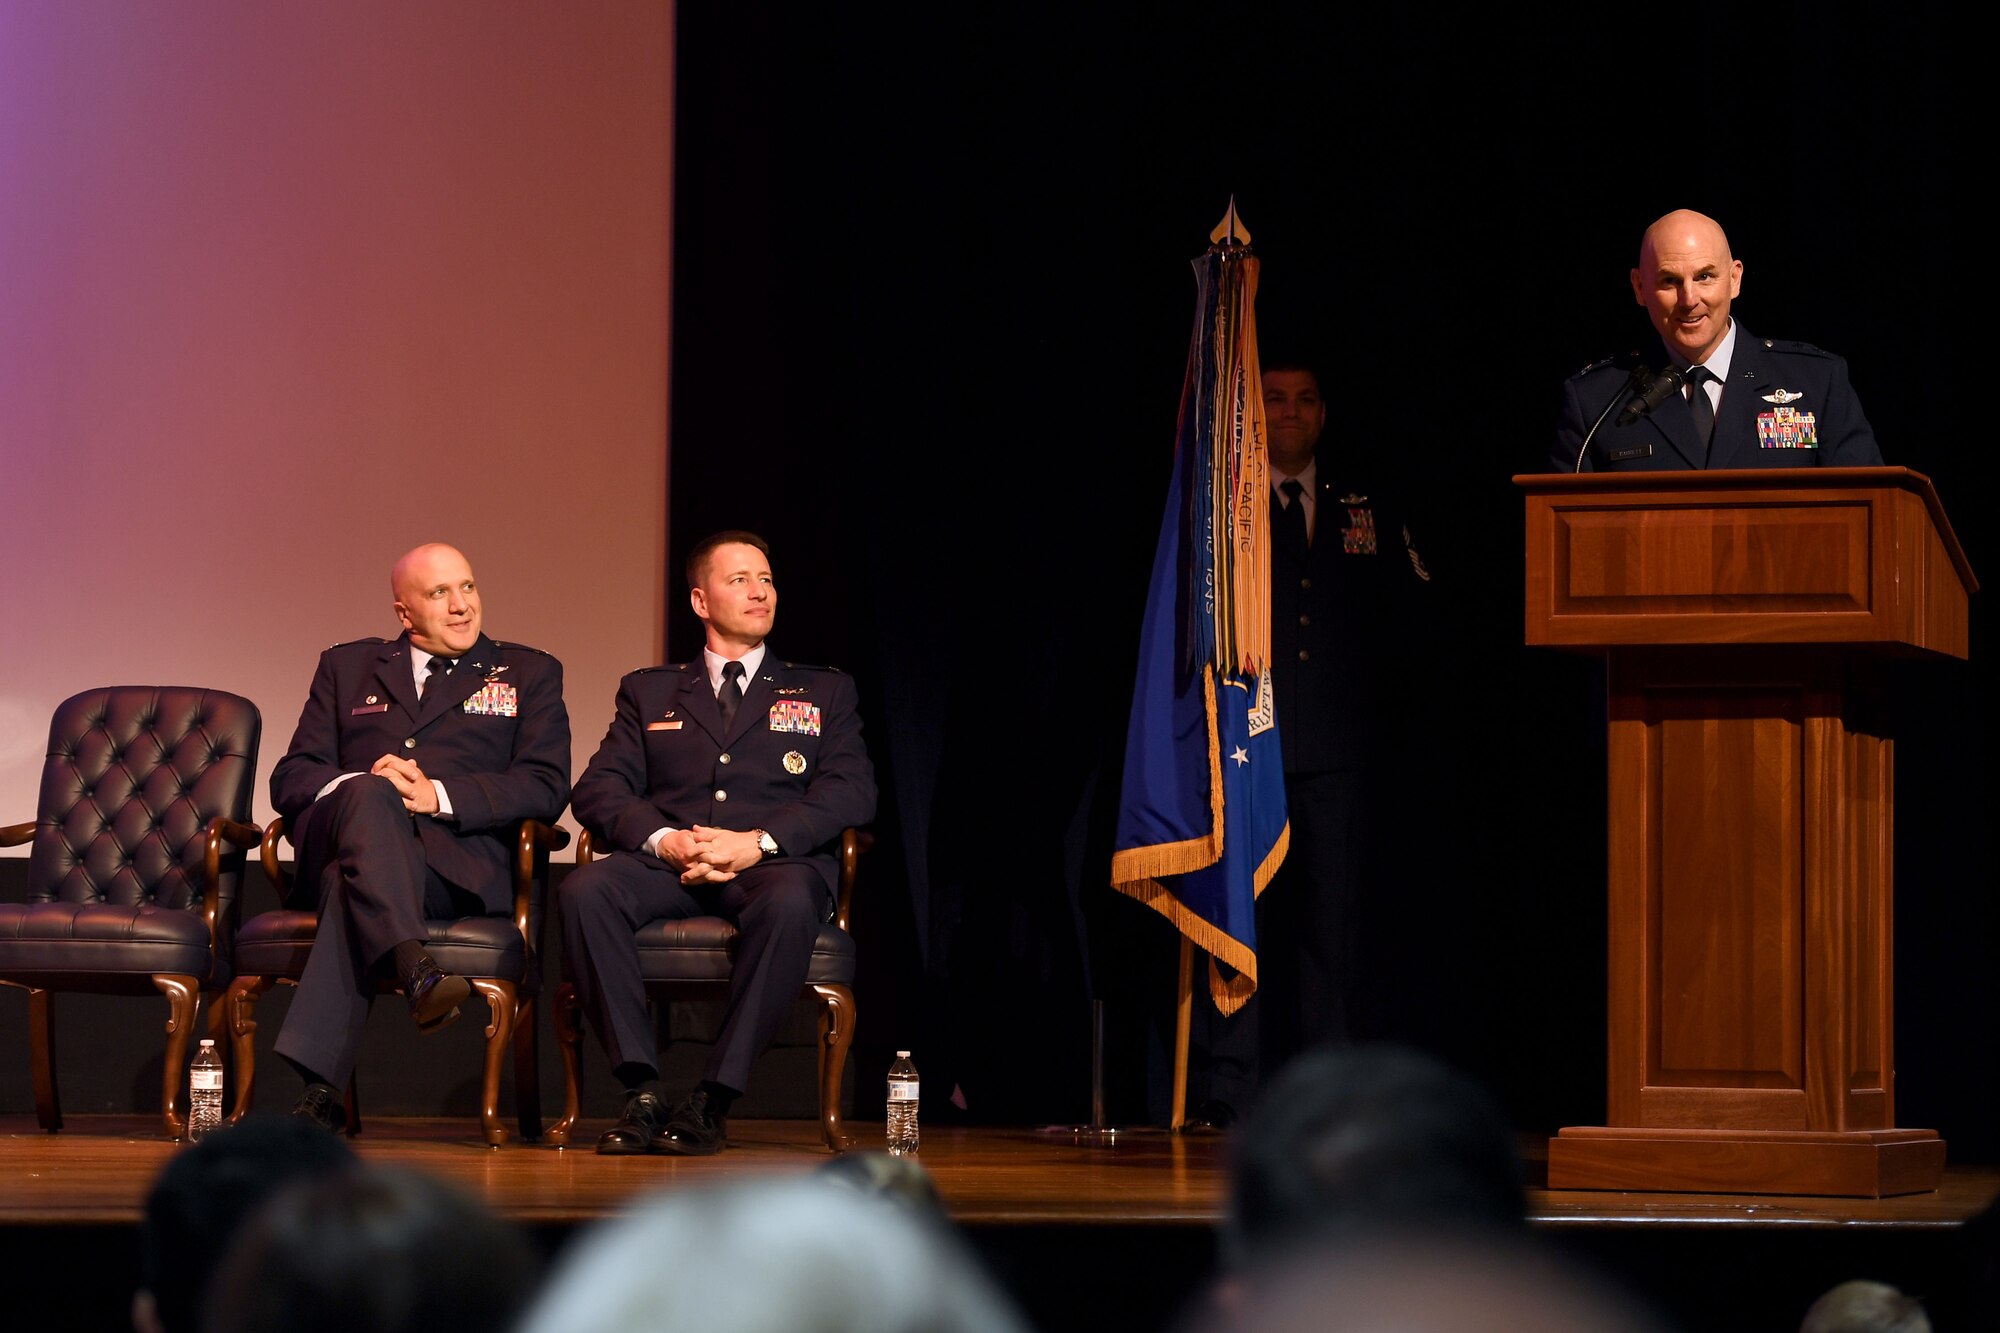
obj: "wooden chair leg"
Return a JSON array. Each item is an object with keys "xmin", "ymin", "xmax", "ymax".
[
  {"xmin": 546, "ymin": 981, "xmax": 584, "ymax": 1147},
  {"xmin": 513, "ymin": 993, "xmax": 542, "ymax": 1143},
  {"xmin": 153, "ymin": 974, "xmax": 199, "ymax": 1139},
  {"xmin": 204, "ymin": 988, "xmax": 231, "ymax": 1097},
  {"xmin": 812, "ymin": 983, "xmax": 855, "ymax": 1153},
  {"xmin": 27, "ymin": 987, "xmax": 61, "ymax": 1133},
  {"xmin": 223, "ymin": 976, "xmax": 274, "ymax": 1125},
  {"xmin": 471, "ymin": 978, "xmax": 516, "ymax": 1147}
]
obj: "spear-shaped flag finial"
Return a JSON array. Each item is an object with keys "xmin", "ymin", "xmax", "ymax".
[{"xmin": 1209, "ymin": 196, "xmax": 1252, "ymax": 247}]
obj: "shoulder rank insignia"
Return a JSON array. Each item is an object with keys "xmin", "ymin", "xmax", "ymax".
[{"xmin": 1574, "ymin": 350, "xmax": 1640, "ymax": 378}]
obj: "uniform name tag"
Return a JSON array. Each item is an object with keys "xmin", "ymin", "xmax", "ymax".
[
  {"xmin": 647, "ymin": 721, "xmax": 683, "ymax": 731},
  {"xmin": 769, "ymin": 701, "xmax": 822, "ymax": 736},
  {"xmin": 463, "ymin": 682, "xmax": 519, "ymax": 717},
  {"xmin": 350, "ymin": 703, "xmax": 389, "ymax": 715}
]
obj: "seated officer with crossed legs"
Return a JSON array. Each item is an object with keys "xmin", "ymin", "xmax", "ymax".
[
  {"xmin": 562, "ymin": 530, "xmax": 876, "ymax": 1155},
  {"xmin": 267, "ymin": 542, "xmax": 571, "ymax": 1130}
]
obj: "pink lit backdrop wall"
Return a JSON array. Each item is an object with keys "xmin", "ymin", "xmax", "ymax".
[{"xmin": 0, "ymin": 2, "xmax": 673, "ymax": 854}]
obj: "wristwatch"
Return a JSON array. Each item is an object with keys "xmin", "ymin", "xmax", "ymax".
[{"xmin": 754, "ymin": 829, "xmax": 779, "ymax": 859}]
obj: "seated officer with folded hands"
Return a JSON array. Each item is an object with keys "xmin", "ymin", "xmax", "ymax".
[
  {"xmin": 561, "ymin": 529, "xmax": 876, "ymax": 1156},
  {"xmin": 268, "ymin": 542, "xmax": 571, "ymax": 1130}
]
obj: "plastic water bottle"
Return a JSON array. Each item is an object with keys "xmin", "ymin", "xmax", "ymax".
[
  {"xmin": 886, "ymin": 1050, "xmax": 920, "ymax": 1156},
  {"xmin": 188, "ymin": 1039, "xmax": 223, "ymax": 1141}
]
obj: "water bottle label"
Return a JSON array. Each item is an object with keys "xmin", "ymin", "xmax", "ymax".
[
  {"xmin": 887, "ymin": 1081, "xmax": 919, "ymax": 1101},
  {"xmin": 192, "ymin": 1069, "xmax": 224, "ymax": 1091}
]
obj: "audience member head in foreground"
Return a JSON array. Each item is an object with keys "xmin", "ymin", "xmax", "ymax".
[
  {"xmin": 515, "ymin": 1173, "xmax": 1029, "ymax": 1333},
  {"xmin": 816, "ymin": 1147, "xmax": 948, "ymax": 1218},
  {"xmin": 1798, "ymin": 1278, "xmax": 1933, "ymax": 1333},
  {"xmin": 202, "ymin": 1162, "xmax": 539, "ymax": 1333},
  {"xmin": 1181, "ymin": 1227, "xmax": 1679, "ymax": 1333},
  {"xmin": 1224, "ymin": 1041, "xmax": 1527, "ymax": 1269},
  {"xmin": 134, "ymin": 1112, "xmax": 357, "ymax": 1333}
]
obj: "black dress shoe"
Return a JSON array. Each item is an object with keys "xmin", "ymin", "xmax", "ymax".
[
  {"xmin": 292, "ymin": 1081, "xmax": 347, "ymax": 1134},
  {"xmin": 403, "ymin": 955, "xmax": 471, "ymax": 1034},
  {"xmin": 659, "ymin": 1088, "xmax": 728, "ymax": 1156},
  {"xmin": 1183, "ymin": 1099, "xmax": 1238, "ymax": 1132},
  {"xmin": 596, "ymin": 1090, "xmax": 671, "ymax": 1155}
]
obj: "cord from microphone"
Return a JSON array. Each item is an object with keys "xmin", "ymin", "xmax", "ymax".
[
  {"xmin": 1572, "ymin": 364, "xmax": 1649, "ymax": 473},
  {"xmin": 1616, "ymin": 363, "xmax": 1686, "ymax": 427}
]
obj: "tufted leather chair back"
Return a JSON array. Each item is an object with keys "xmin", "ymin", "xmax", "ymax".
[{"xmin": 27, "ymin": 686, "xmax": 261, "ymax": 917}]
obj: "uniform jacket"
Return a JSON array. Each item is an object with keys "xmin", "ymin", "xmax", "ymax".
[
  {"xmin": 1553, "ymin": 322, "xmax": 1884, "ymax": 473},
  {"xmin": 569, "ymin": 653, "xmax": 876, "ymax": 896},
  {"xmin": 1271, "ymin": 475, "xmax": 1432, "ymax": 776},
  {"xmin": 269, "ymin": 632, "xmax": 572, "ymax": 912}
]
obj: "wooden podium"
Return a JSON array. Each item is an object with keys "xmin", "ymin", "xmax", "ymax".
[{"xmin": 1517, "ymin": 467, "xmax": 1977, "ymax": 1197}]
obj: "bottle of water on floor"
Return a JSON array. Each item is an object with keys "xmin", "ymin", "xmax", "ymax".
[
  {"xmin": 188, "ymin": 1038, "xmax": 223, "ymax": 1141},
  {"xmin": 886, "ymin": 1050, "xmax": 919, "ymax": 1156}
]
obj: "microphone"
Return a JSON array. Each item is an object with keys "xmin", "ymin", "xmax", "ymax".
[{"xmin": 1616, "ymin": 364, "xmax": 1686, "ymax": 427}]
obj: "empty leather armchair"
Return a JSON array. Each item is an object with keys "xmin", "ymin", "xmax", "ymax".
[
  {"xmin": 224, "ymin": 814, "xmax": 568, "ymax": 1146},
  {"xmin": 0, "ymin": 686, "xmax": 262, "ymax": 1138},
  {"xmin": 547, "ymin": 825, "xmax": 870, "ymax": 1152}
]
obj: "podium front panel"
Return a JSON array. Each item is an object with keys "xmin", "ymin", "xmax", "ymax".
[{"xmin": 1607, "ymin": 650, "xmax": 1892, "ymax": 1135}]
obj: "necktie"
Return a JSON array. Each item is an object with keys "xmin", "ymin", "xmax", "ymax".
[
  {"xmin": 719, "ymin": 660, "xmax": 745, "ymax": 729},
  {"xmin": 1275, "ymin": 478, "xmax": 1309, "ymax": 555},
  {"xmin": 420, "ymin": 657, "xmax": 455, "ymax": 700},
  {"xmin": 1687, "ymin": 364, "xmax": 1717, "ymax": 454}
]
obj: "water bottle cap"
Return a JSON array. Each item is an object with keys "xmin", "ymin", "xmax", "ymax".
[
  {"xmin": 199, "ymin": 1039, "xmax": 215, "ymax": 1047},
  {"xmin": 896, "ymin": 1050, "xmax": 910, "ymax": 1057}
]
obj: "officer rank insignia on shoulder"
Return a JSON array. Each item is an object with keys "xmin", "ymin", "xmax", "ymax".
[
  {"xmin": 769, "ymin": 701, "xmax": 822, "ymax": 736},
  {"xmin": 1573, "ymin": 349, "xmax": 1641, "ymax": 379}
]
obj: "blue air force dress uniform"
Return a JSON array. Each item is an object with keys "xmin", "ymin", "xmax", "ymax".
[
  {"xmin": 267, "ymin": 632, "xmax": 572, "ymax": 1086},
  {"xmin": 1194, "ymin": 468, "xmax": 1433, "ymax": 1112},
  {"xmin": 1553, "ymin": 321, "xmax": 1884, "ymax": 472},
  {"xmin": 561, "ymin": 651, "xmax": 876, "ymax": 1094}
]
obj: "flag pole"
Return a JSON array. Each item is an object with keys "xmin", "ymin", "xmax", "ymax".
[
  {"xmin": 1106, "ymin": 198, "xmax": 1284, "ymax": 1142},
  {"xmin": 1172, "ymin": 936, "xmax": 1194, "ymax": 1131}
]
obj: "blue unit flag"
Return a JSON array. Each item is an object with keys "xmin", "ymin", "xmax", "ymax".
[{"xmin": 1111, "ymin": 222, "xmax": 1288, "ymax": 1014}]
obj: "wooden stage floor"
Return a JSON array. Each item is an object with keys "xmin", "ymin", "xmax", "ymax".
[{"xmin": 6, "ymin": 1115, "xmax": 1997, "ymax": 1332}]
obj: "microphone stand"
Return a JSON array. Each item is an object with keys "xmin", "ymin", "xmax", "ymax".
[
  {"xmin": 1573, "ymin": 365, "xmax": 1648, "ymax": 472},
  {"xmin": 1037, "ymin": 997, "xmax": 1122, "ymax": 1144}
]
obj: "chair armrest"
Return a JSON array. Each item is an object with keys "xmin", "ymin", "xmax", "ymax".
[
  {"xmin": 259, "ymin": 816, "xmax": 292, "ymax": 897},
  {"xmin": 0, "ymin": 821, "xmax": 34, "ymax": 849},
  {"xmin": 202, "ymin": 817, "xmax": 264, "ymax": 950},
  {"xmin": 575, "ymin": 827, "xmax": 598, "ymax": 865},
  {"xmin": 513, "ymin": 818, "xmax": 572, "ymax": 952},
  {"xmin": 834, "ymin": 827, "xmax": 874, "ymax": 934}
]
